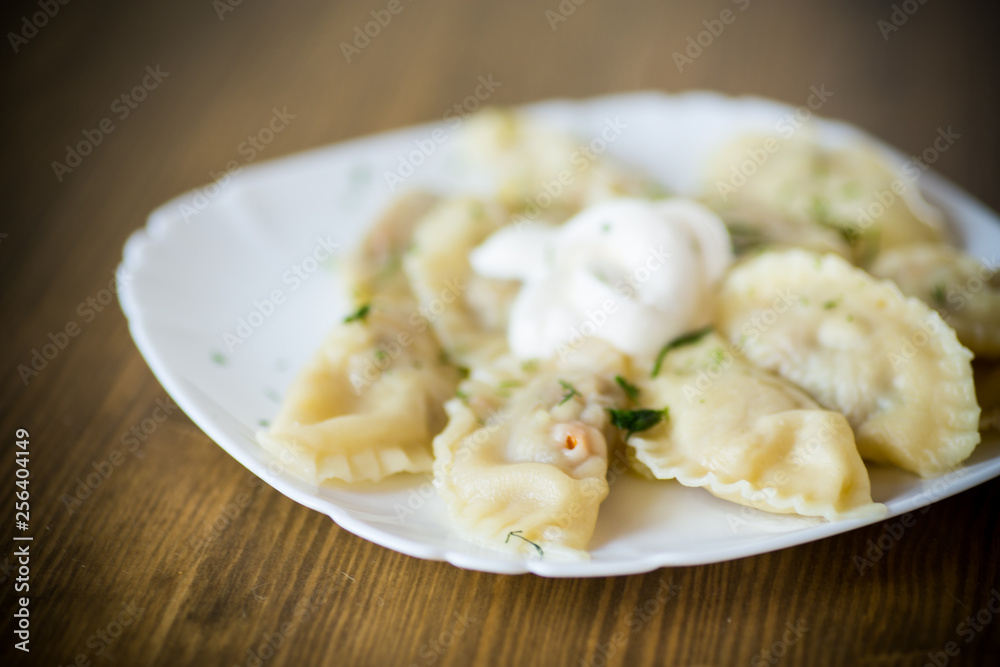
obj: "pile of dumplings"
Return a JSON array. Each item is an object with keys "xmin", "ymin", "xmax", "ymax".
[{"xmin": 259, "ymin": 109, "xmax": 997, "ymax": 560}]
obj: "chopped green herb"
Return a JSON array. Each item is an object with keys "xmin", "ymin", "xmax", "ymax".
[
  {"xmin": 931, "ymin": 282, "xmax": 947, "ymax": 307},
  {"xmin": 457, "ymin": 365, "xmax": 470, "ymax": 379},
  {"xmin": 344, "ymin": 303, "xmax": 371, "ymax": 323},
  {"xmin": 499, "ymin": 379, "xmax": 522, "ymax": 389},
  {"xmin": 643, "ymin": 182, "xmax": 670, "ymax": 199},
  {"xmin": 846, "ymin": 314, "xmax": 855, "ymax": 322},
  {"xmin": 375, "ymin": 349, "xmax": 388, "ymax": 361},
  {"xmin": 558, "ymin": 380, "xmax": 580, "ymax": 406},
  {"xmin": 651, "ymin": 327, "xmax": 713, "ymax": 377},
  {"xmin": 709, "ymin": 348, "xmax": 727, "ymax": 365},
  {"xmin": 258, "ymin": 419, "xmax": 270, "ymax": 427},
  {"xmin": 608, "ymin": 407, "xmax": 668, "ymax": 442},
  {"xmin": 823, "ymin": 298, "xmax": 840, "ymax": 309},
  {"xmin": 615, "ymin": 375, "xmax": 640, "ymax": 403},
  {"xmin": 210, "ymin": 351, "xmax": 227, "ymax": 366},
  {"xmin": 601, "ymin": 222, "xmax": 612, "ymax": 233},
  {"xmin": 521, "ymin": 359, "xmax": 540, "ymax": 373},
  {"xmin": 506, "ymin": 530, "xmax": 543, "ymax": 557},
  {"xmin": 456, "ymin": 388, "xmax": 469, "ymax": 401}
]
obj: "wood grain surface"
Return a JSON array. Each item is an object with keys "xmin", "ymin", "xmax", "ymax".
[{"xmin": 2, "ymin": 1, "xmax": 999, "ymax": 665}]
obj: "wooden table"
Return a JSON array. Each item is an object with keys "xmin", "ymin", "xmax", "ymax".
[{"xmin": 3, "ymin": 0, "xmax": 999, "ymax": 665}]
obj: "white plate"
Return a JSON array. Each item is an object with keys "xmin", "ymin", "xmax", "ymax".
[{"xmin": 119, "ymin": 91, "xmax": 1000, "ymax": 577}]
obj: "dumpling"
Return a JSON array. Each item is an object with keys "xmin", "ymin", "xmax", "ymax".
[
  {"xmin": 705, "ymin": 133, "xmax": 944, "ymax": 265},
  {"xmin": 628, "ymin": 331, "xmax": 883, "ymax": 520},
  {"xmin": 458, "ymin": 108, "xmax": 656, "ymax": 223},
  {"xmin": 258, "ymin": 192, "xmax": 465, "ymax": 484},
  {"xmin": 870, "ymin": 243, "xmax": 1000, "ymax": 357},
  {"xmin": 402, "ymin": 197, "xmax": 517, "ymax": 368},
  {"xmin": 717, "ymin": 205, "xmax": 853, "ymax": 259},
  {"xmin": 716, "ymin": 249, "xmax": 981, "ymax": 477},
  {"xmin": 433, "ymin": 341, "xmax": 627, "ymax": 559}
]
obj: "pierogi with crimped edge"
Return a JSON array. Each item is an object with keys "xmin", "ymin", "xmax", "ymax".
[
  {"xmin": 259, "ymin": 106, "xmax": 996, "ymax": 560},
  {"xmin": 716, "ymin": 249, "xmax": 981, "ymax": 478},
  {"xmin": 432, "ymin": 340, "xmax": 627, "ymax": 559},
  {"xmin": 402, "ymin": 197, "xmax": 517, "ymax": 369},
  {"xmin": 870, "ymin": 243, "xmax": 1000, "ymax": 358},
  {"xmin": 705, "ymin": 132, "xmax": 944, "ymax": 266},
  {"xmin": 258, "ymin": 192, "xmax": 464, "ymax": 484},
  {"xmin": 627, "ymin": 331, "xmax": 884, "ymax": 520}
]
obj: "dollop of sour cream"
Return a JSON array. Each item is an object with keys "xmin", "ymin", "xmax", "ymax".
[{"xmin": 470, "ymin": 198, "xmax": 732, "ymax": 360}]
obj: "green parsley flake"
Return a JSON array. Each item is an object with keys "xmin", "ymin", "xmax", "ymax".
[
  {"xmin": 607, "ymin": 407, "xmax": 668, "ymax": 442},
  {"xmin": 931, "ymin": 282, "xmax": 947, "ymax": 307},
  {"xmin": 344, "ymin": 303, "xmax": 371, "ymax": 323},
  {"xmin": 651, "ymin": 327, "xmax": 713, "ymax": 377},
  {"xmin": 558, "ymin": 380, "xmax": 580, "ymax": 406},
  {"xmin": 615, "ymin": 375, "xmax": 640, "ymax": 402},
  {"xmin": 506, "ymin": 530, "xmax": 543, "ymax": 557}
]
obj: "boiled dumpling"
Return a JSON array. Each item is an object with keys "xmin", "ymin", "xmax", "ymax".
[
  {"xmin": 628, "ymin": 331, "xmax": 883, "ymax": 520},
  {"xmin": 870, "ymin": 243, "xmax": 1000, "ymax": 358},
  {"xmin": 716, "ymin": 249, "xmax": 980, "ymax": 477},
  {"xmin": 433, "ymin": 341, "xmax": 627, "ymax": 559},
  {"xmin": 258, "ymin": 192, "xmax": 464, "ymax": 483},
  {"xmin": 705, "ymin": 133, "xmax": 944, "ymax": 265},
  {"xmin": 402, "ymin": 197, "xmax": 517, "ymax": 368}
]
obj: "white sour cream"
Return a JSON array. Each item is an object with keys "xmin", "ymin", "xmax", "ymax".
[{"xmin": 470, "ymin": 198, "xmax": 732, "ymax": 360}]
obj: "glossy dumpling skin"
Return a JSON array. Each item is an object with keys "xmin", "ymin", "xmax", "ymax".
[
  {"xmin": 459, "ymin": 108, "xmax": 657, "ymax": 223},
  {"xmin": 433, "ymin": 341, "xmax": 626, "ymax": 559},
  {"xmin": 705, "ymin": 133, "xmax": 944, "ymax": 266},
  {"xmin": 258, "ymin": 193, "xmax": 464, "ymax": 484},
  {"xmin": 870, "ymin": 243, "xmax": 1000, "ymax": 358},
  {"xmin": 402, "ymin": 197, "xmax": 517, "ymax": 368},
  {"xmin": 716, "ymin": 249, "xmax": 981, "ymax": 477},
  {"xmin": 628, "ymin": 332, "xmax": 883, "ymax": 520}
]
